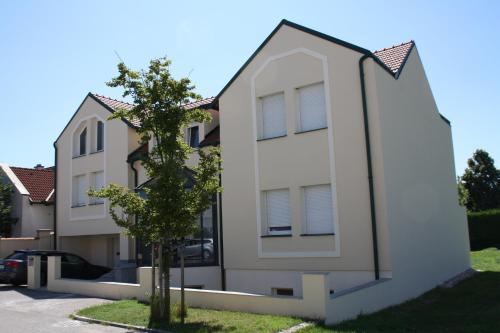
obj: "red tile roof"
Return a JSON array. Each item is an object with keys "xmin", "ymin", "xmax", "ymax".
[
  {"xmin": 10, "ymin": 167, "xmax": 54, "ymax": 203},
  {"xmin": 373, "ymin": 41, "xmax": 415, "ymax": 74},
  {"xmin": 90, "ymin": 94, "xmax": 215, "ymax": 128}
]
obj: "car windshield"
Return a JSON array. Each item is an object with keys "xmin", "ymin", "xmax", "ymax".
[{"xmin": 6, "ymin": 252, "xmax": 27, "ymax": 260}]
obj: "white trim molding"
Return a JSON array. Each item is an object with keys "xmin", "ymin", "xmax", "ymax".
[
  {"xmin": 0, "ymin": 163, "xmax": 30, "ymax": 195},
  {"xmin": 251, "ymin": 48, "xmax": 340, "ymax": 258}
]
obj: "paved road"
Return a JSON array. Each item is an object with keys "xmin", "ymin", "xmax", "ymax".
[{"xmin": 0, "ymin": 284, "xmax": 129, "ymax": 333}]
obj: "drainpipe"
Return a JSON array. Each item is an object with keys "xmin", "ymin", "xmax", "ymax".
[
  {"xmin": 359, "ymin": 54, "xmax": 380, "ymax": 280},
  {"xmin": 52, "ymin": 142, "xmax": 58, "ymax": 250},
  {"xmin": 128, "ymin": 158, "xmax": 139, "ymax": 266},
  {"xmin": 218, "ymin": 168, "xmax": 226, "ymax": 290}
]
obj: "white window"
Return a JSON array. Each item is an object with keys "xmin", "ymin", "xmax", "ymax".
[
  {"xmin": 72, "ymin": 175, "xmax": 87, "ymax": 207},
  {"xmin": 259, "ymin": 92, "xmax": 286, "ymax": 139},
  {"xmin": 263, "ymin": 189, "xmax": 291, "ymax": 235},
  {"xmin": 90, "ymin": 171, "xmax": 104, "ymax": 204},
  {"xmin": 303, "ymin": 184, "xmax": 334, "ymax": 234},
  {"xmin": 297, "ymin": 83, "xmax": 327, "ymax": 132}
]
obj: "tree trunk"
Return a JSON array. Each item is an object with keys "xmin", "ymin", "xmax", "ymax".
[
  {"xmin": 163, "ymin": 245, "xmax": 171, "ymax": 323},
  {"xmin": 180, "ymin": 244, "xmax": 185, "ymax": 324},
  {"xmin": 158, "ymin": 242, "xmax": 165, "ymax": 319},
  {"xmin": 150, "ymin": 244, "xmax": 157, "ymax": 319}
]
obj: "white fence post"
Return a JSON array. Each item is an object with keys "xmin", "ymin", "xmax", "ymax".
[
  {"xmin": 302, "ymin": 272, "xmax": 330, "ymax": 319},
  {"xmin": 47, "ymin": 255, "xmax": 61, "ymax": 290},
  {"xmin": 27, "ymin": 255, "xmax": 41, "ymax": 289}
]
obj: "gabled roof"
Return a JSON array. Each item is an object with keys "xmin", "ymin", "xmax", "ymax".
[
  {"xmin": 215, "ymin": 19, "xmax": 415, "ymax": 100},
  {"xmin": 374, "ymin": 41, "xmax": 415, "ymax": 76},
  {"xmin": 91, "ymin": 93, "xmax": 140, "ymax": 127},
  {"xmin": 9, "ymin": 166, "xmax": 54, "ymax": 204}
]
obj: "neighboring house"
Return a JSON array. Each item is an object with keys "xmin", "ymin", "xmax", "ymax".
[
  {"xmin": 0, "ymin": 163, "xmax": 54, "ymax": 237},
  {"xmin": 54, "ymin": 92, "xmax": 219, "ymax": 282},
  {"xmin": 53, "ymin": 19, "xmax": 469, "ymax": 303}
]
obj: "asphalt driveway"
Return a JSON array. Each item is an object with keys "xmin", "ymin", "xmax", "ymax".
[{"xmin": 0, "ymin": 284, "xmax": 129, "ymax": 333}]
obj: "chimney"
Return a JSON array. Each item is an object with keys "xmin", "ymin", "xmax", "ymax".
[{"xmin": 34, "ymin": 164, "xmax": 44, "ymax": 170}]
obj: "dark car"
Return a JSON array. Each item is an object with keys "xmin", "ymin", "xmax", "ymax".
[{"xmin": 0, "ymin": 250, "xmax": 111, "ymax": 286}]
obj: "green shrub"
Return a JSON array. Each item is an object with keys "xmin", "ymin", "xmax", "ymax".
[{"xmin": 468, "ymin": 208, "xmax": 500, "ymax": 250}]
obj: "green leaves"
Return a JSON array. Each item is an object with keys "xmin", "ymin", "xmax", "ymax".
[
  {"xmin": 0, "ymin": 175, "xmax": 14, "ymax": 237},
  {"xmin": 459, "ymin": 149, "xmax": 500, "ymax": 212},
  {"xmin": 95, "ymin": 56, "xmax": 222, "ymax": 246}
]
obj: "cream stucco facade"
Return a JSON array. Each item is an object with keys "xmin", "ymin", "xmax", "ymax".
[
  {"xmin": 52, "ymin": 20, "xmax": 469, "ymax": 316},
  {"xmin": 218, "ymin": 21, "xmax": 469, "ymax": 298}
]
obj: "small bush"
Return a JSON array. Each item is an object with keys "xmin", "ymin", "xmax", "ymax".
[
  {"xmin": 172, "ymin": 302, "xmax": 188, "ymax": 319},
  {"xmin": 468, "ymin": 208, "xmax": 500, "ymax": 250}
]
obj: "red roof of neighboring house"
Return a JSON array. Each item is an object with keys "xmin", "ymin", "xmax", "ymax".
[
  {"xmin": 374, "ymin": 41, "xmax": 415, "ymax": 74},
  {"xmin": 10, "ymin": 167, "xmax": 54, "ymax": 203},
  {"xmin": 199, "ymin": 126, "xmax": 220, "ymax": 147}
]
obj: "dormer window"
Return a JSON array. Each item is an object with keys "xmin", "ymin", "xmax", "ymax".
[
  {"xmin": 79, "ymin": 128, "xmax": 87, "ymax": 156},
  {"xmin": 188, "ymin": 126, "xmax": 199, "ymax": 148},
  {"xmin": 96, "ymin": 121, "xmax": 104, "ymax": 151}
]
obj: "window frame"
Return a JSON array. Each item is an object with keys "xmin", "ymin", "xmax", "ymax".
[
  {"xmin": 258, "ymin": 92, "xmax": 287, "ymax": 140},
  {"xmin": 72, "ymin": 174, "xmax": 88, "ymax": 207},
  {"xmin": 295, "ymin": 82, "xmax": 327, "ymax": 133},
  {"xmin": 301, "ymin": 184, "xmax": 335, "ymax": 235},
  {"xmin": 96, "ymin": 120, "xmax": 104, "ymax": 152},
  {"xmin": 89, "ymin": 171, "xmax": 105, "ymax": 205},
  {"xmin": 188, "ymin": 126, "xmax": 200, "ymax": 148},
  {"xmin": 262, "ymin": 188, "xmax": 292, "ymax": 236},
  {"xmin": 78, "ymin": 127, "xmax": 87, "ymax": 156}
]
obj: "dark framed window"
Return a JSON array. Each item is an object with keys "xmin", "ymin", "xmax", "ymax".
[
  {"xmin": 96, "ymin": 121, "xmax": 104, "ymax": 151},
  {"xmin": 188, "ymin": 126, "xmax": 199, "ymax": 148},
  {"xmin": 136, "ymin": 196, "xmax": 219, "ymax": 268},
  {"xmin": 79, "ymin": 128, "xmax": 87, "ymax": 155}
]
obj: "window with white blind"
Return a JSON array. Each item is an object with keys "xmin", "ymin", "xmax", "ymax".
[
  {"xmin": 259, "ymin": 92, "xmax": 286, "ymax": 140},
  {"xmin": 297, "ymin": 82, "xmax": 327, "ymax": 132},
  {"xmin": 303, "ymin": 184, "xmax": 334, "ymax": 234},
  {"xmin": 263, "ymin": 189, "xmax": 291, "ymax": 235},
  {"xmin": 72, "ymin": 175, "xmax": 87, "ymax": 207},
  {"xmin": 90, "ymin": 171, "xmax": 104, "ymax": 204}
]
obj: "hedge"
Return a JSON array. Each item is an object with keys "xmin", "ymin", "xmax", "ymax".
[{"xmin": 468, "ymin": 208, "xmax": 500, "ymax": 250}]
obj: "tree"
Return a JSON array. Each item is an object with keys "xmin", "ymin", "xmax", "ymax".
[
  {"xmin": 89, "ymin": 58, "xmax": 222, "ymax": 323},
  {"xmin": 0, "ymin": 176, "xmax": 14, "ymax": 237},
  {"xmin": 459, "ymin": 149, "xmax": 500, "ymax": 211}
]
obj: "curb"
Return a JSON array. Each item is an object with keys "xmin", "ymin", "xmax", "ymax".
[{"xmin": 70, "ymin": 314, "xmax": 175, "ymax": 333}]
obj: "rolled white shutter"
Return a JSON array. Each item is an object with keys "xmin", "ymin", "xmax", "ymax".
[
  {"xmin": 265, "ymin": 189, "xmax": 291, "ymax": 234},
  {"xmin": 305, "ymin": 184, "xmax": 334, "ymax": 234},
  {"xmin": 298, "ymin": 83, "xmax": 327, "ymax": 131},
  {"xmin": 94, "ymin": 172, "xmax": 104, "ymax": 203},
  {"xmin": 261, "ymin": 93, "xmax": 286, "ymax": 139},
  {"xmin": 77, "ymin": 175, "xmax": 87, "ymax": 205}
]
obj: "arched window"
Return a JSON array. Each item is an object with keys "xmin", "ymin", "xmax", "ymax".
[
  {"xmin": 79, "ymin": 128, "xmax": 87, "ymax": 155},
  {"xmin": 96, "ymin": 121, "xmax": 104, "ymax": 151}
]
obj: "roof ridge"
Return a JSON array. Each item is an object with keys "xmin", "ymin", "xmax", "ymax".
[
  {"xmin": 92, "ymin": 92, "xmax": 214, "ymax": 108},
  {"xmin": 373, "ymin": 40, "xmax": 415, "ymax": 54},
  {"xmin": 10, "ymin": 166, "xmax": 54, "ymax": 172},
  {"xmin": 91, "ymin": 93, "xmax": 135, "ymax": 106}
]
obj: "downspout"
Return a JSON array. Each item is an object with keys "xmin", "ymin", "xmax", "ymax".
[
  {"xmin": 218, "ymin": 169, "xmax": 226, "ymax": 290},
  {"xmin": 53, "ymin": 142, "xmax": 58, "ymax": 250},
  {"xmin": 128, "ymin": 158, "xmax": 139, "ymax": 266},
  {"xmin": 359, "ymin": 54, "xmax": 380, "ymax": 280}
]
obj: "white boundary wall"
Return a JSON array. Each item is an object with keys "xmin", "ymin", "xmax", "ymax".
[{"xmin": 38, "ymin": 256, "xmax": 468, "ymax": 324}]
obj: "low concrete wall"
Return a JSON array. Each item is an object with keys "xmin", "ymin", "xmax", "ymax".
[
  {"xmin": 0, "ymin": 229, "xmax": 53, "ymax": 258},
  {"xmin": 43, "ymin": 256, "xmax": 330, "ymax": 320},
  {"xmin": 41, "ymin": 256, "xmax": 432, "ymax": 323}
]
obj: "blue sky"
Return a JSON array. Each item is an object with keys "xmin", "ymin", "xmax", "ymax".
[{"xmin": 1, "ymin": 0, "xmax": 498, "ymax": 175}]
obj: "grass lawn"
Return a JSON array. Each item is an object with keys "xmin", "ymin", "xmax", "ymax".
[
  {"xmin": 75, "ymin": 248, "xmax": 500, "ymax": 333},
  {"xmin": 76, "ymin": 300, "xmax": 302, "ymax": 333},
  {"xmin": 302, "ymin": 248, "xmax": 500, "ymax": 333}
]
